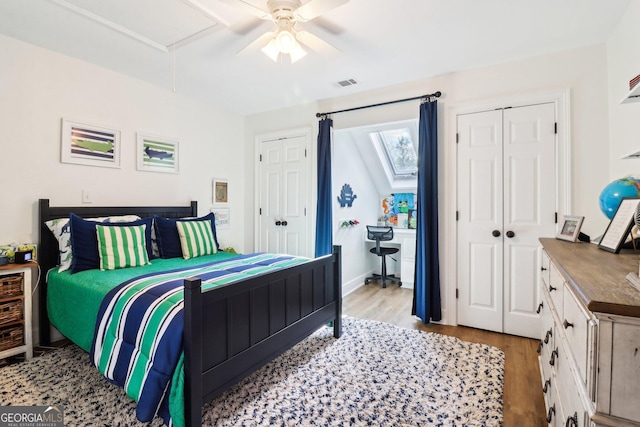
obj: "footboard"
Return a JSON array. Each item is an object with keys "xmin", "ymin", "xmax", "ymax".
[{"xmin": 183, "ymin": 246, "xmax": 342, "ymax": 427}]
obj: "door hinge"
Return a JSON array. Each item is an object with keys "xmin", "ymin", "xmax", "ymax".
[
  {"xmin": 554, "ymin": 123, "xmax": 557, "ymax": 134},
  {"xmin": 259, "ymin": 208, "xmax": 262, "ymax": 215},
  {"xmin": 259, "ymin": 154, "xmax": 262, "ymax": 162},
  {"xmin": 456, "ymin": 133, "xmax": 459, "ymax": 144},
  {"xmin": 305, "ymin": 148, "xmax": 307, "ymax": 157},
  {"xmin": 456, "ymin": 288, "xmax": 459, "ymax": 299},
  {"xmin": 555, "ymin": 212, "xmax": 558, "ymax": 223},
  {"xmin": 304, "ymin": 207, "xmax": 307, "ymax": 216},
  {"xmin": 456, "ymin": 211, "xmax": 459, "ymax": 221}
]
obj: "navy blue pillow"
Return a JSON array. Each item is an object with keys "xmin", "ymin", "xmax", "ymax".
[
  {"xmin": 155, "ymin": 213, "xmax": 220, "ymax": 259},
  {"xmin": 70, "ymin": 213, "xmax": 154, "ymax": 273}
]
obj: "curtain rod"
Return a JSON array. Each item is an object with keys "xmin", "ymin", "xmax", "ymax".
[{"xmin": 316, "ymin": 91, "xmax": 441, "ymax": 118}]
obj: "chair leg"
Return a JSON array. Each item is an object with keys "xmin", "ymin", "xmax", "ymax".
[{"xmin": 381, "ymin": 255, "xmax": 387, "ymax": 288}]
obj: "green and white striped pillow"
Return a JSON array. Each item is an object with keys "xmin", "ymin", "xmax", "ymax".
[
  {"xmin": 176, "ymin": 220, "xmax": 217, "ymax": 259},
  {"xmin": 96, "ymin": 224, "xmax": 150, "ymax": 270}
]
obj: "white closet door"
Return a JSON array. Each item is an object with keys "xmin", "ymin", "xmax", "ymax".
[
  {"xmin": 258, "ymin": 135, "xmax": 309, "ymax": 256},
  {"xmin": 457, "ymin": 109, "xmax": 504, "ymax": 333},
  {"xmin": 502, "ymin": 104, "xmax": 556, "ymax": 337},
  {"xmin": 457, "ymin": 103, "xmax": 556, "ymax": 339}
]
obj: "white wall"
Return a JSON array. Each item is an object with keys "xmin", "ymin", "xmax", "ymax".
[
  {"xmin": 607, "ymin": 2, "xmax": 640, "ymax": 177},
  {"xmin": 0, "ymin": 34, "xmax": 246, "ymax": 341},
  {"xmin": 246, "ymin": 44, "xmax": 611, "ymax": 324},
  {"xmin": 0, "ymin": 34, "xmax": 246, "ymax": 247},
  {"xmin": 332, "ymin": 129, "xmax": 380, "ymax": 294}
]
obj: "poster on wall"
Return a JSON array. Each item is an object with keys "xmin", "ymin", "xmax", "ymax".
[
  {"xmin": 60, "ymin": 119, "xmax": 121, "ymax": 168},
  {"xmin": 211, "ymin": 208, "xmax": 230, "ymax": 229},
  {"xmin": 137, "ymin": 133, "xmax": 179, "ymax": 173}
]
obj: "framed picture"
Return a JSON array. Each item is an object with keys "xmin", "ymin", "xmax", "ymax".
[
  {"xmin": 213, "ymin": 178, "xmax": 229, "ymax": 206},
  {"xmin": 61, "ymin": 119, "xmax": 121, "ymax": 168},
  {"xmin": 137, "ymin": 133, "xmax": 179, "ymax": 173},
  {"xmin": 598, "ymin": 197, "xmax": 640, "ymax": 253},
  {"xmin": 211, "ymin": 208, "xmax": 230, "ymax": 230},
  {"xmin": 556, "ymin": 215, "xmax": 584, "ymax": 242}
]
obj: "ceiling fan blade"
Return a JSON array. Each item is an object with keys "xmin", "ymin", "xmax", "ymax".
[
  {"xmin": 237, "ymin": 31, "xmax": 275, "ymax": 55},
  {"xmin": 229, "ymin": 0, "xmax": 272, "ymax": 20},
  {"xmin": 296, "ymin": 30, "xmax": 340, "ymax": 57},
  {"xmin": 293, "ymin": 0, "xmax": 349, "ymax": 22}
]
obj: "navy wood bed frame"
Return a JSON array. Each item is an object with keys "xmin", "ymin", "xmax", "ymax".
[{"xmin": 38, "ymin": 199, "xmax": 342, "ymax": 427}]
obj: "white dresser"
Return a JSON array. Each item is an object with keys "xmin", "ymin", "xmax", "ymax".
[{"xmin": 539, "ymin": 238, "xmax": 640, "ymax": 427}]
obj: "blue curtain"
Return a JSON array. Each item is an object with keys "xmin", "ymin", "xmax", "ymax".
[
  {"xmin": 315, "ymin": 117, "xmax": 333, "ymax": 257},
  {"xmin": 412, "ymin": 100, "xmax": 442, "ymax": 322}
]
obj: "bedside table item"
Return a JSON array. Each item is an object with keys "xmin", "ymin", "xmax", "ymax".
[{"xmin": 0, "ymin": 264, "xmax": 35, "ymax": 361}]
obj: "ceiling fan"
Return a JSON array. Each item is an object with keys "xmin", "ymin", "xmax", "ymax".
[{"xmin": 231, "ymin": 0, "xmax": 349, "ymax": 63}]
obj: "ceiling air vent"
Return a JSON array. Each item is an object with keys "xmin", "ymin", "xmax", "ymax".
[{"xmin": 336, "ymin": 78, "xmax": 358, "ymax": 88}]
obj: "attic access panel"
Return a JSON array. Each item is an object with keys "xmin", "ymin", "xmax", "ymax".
[{"xmin": 53, "ymin": 0, "xmax": 225, "ymax": 51}]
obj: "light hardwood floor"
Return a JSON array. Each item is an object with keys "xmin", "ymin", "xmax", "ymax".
[{"xmin": 343, "ymin": 283, "xmax": 546, "ymax": 426}]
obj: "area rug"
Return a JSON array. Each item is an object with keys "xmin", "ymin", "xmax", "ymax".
[{"xmin": 0, "ymin": 318, "xmax": 504, "ymax": 426}]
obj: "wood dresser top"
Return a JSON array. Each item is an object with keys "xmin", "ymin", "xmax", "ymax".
[{"xmin": 540, "ymin": 237, "xmax": 640, "ymax": 318}]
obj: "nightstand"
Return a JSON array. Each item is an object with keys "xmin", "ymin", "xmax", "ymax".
[{"xmin": 0, "ymin": 263, "xmax": 35, "ymax": 361}]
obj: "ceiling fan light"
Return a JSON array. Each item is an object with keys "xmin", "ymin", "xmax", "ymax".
[
  {"xmin": 289, "ymin": 41, "xmax": 307, "ymax": 63},
  {"xmin": 261, "ymin": 39, "xmax": 280, "ymax": 62},
  {"xmin": 275, "ymin": 29, "xmax": 295, "ymax": 53}
]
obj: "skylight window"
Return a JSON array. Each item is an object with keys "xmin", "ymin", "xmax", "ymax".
[{"xmin": 376, "ymin": 128, "xmax": 418, "ymax": 177}]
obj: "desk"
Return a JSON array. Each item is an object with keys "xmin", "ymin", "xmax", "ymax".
[{"xmin": 366, "ymin": 228, "xmax": 416, "ymax": 288}]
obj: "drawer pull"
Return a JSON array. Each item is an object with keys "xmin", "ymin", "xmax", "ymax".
[
  {"xmin": 541, "ymin": 266, "xmax": 547, "ymax": 271},
  {"xmin": 549, "ymin": 285, "xmax": 557, "ymax": 292},
  {"xmin": 537, "ymin": 342, "xmax": 543, "ymax": 354},
  {"xmin": 536, "ymin": 302, "xmax": 544, "ymax": 314},
  {"xmin": 544, "ymin": 329, "xmax": 552, "ymax": 344},
  {"xmin": 550, "ymin": 348, "xmax": 558, "ymax": 366},
  {"xmin": 565, "ymin": 412, "xmax": 578, "ymax": 427},
  {"xmin": 563, "ymin": 319, "xmax": 574, "ymax": 329},
  {"xmin": 546, "ymin": 404, "xmax": 556, "ymax": 423},
  {"xmin": 542, "ymin": 378, "xmax": 551, "ymax": 393}
]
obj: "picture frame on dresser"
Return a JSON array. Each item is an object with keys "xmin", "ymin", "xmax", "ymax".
[
  {"xmin": 556, "ymin": 215, "xmax": 584, "ymax": 242},
  {"xmin": 598, "ymin": 197, "xmax": 640, "ymax": 253}
]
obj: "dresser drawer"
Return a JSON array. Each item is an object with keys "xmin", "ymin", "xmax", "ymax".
[
  {"xmin": 562, "ymin": 285, "xmax": 592, "ymax": 385},
  {"xmin": 548, "ymin": 263, "xmax": 564, "ymax": 318},
  {"xmin": 541, "ymin": 250, "xmax": 551, "ymax": 288},
  {"xmin": 556, "ymin": 340, "xmax": 588, "ymax": 427},
  {"xmin": 539, "ymin": 286, "xmax": 555, "ymax": 360}
]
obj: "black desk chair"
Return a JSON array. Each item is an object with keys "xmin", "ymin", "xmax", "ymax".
[{"xmin": 364, "ymin": 225, "xmax": 402, "ymax": 288}]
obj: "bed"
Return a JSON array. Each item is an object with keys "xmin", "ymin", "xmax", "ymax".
[{"xmin": 38, "ymin": 199, "xmax": 342, "ymax": 427}]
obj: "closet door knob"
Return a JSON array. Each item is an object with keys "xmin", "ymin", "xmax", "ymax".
[
  {"xmin": 275, "ymin": 220, "xmax": 282, "ymax": 226},
  {"xmin": 282, "ymin": 220, "xmax": 288, "ymax": 226},
  {"xmin": 506, "ymin": 230, "xmax": 515, "ymax": 238},
  {"xmin": 492, "ymin": 230, "xmax": 501, "ymax": 237}
]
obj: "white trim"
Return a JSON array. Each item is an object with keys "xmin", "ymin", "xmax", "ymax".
[
  {"xmin": 49, "ymin": 0, "xmax": 225, "ymax": 52},
  {"xmin": 254, "ymin": 127, "xmax": 314, "ymax": 256},
  {"xmin": 444, "ymin": 88, "xmax": 571, "ymax": 326}
]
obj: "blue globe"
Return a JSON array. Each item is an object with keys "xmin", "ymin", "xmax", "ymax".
[{"xmin": 599, "ymin": 176, "xmax": 640, "ymax": 219}]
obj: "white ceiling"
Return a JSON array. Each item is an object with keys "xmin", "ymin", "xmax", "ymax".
[{"xmin": 0, "ymin": 0, "xmax": 631, "ymax": 115}]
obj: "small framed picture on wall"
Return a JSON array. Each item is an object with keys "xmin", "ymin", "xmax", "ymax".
[{"xmin": 213, "ymin": 178, "xmax": 229, "ymax": 207}]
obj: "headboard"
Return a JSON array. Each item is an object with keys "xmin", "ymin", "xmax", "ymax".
[{"xmin": 37, "ymin": 198, "xmax": 198, "ymax": 345}]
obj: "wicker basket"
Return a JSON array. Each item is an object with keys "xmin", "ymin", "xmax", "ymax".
[
  {"xmin": 0, "ymin": 299, "xmax": 23, "ymax": 324},
  {"xmin": 0, "ymin": 325, "xmax": 23, "ymax": 352},
  {"xmin": 0, "ymin": 274, "xmax": 23, "ymax": 298}
]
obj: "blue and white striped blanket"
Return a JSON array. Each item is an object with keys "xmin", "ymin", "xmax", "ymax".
[{"xmin": 91, "ymin": 253, "xmax": 309, "ymax": 426}]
